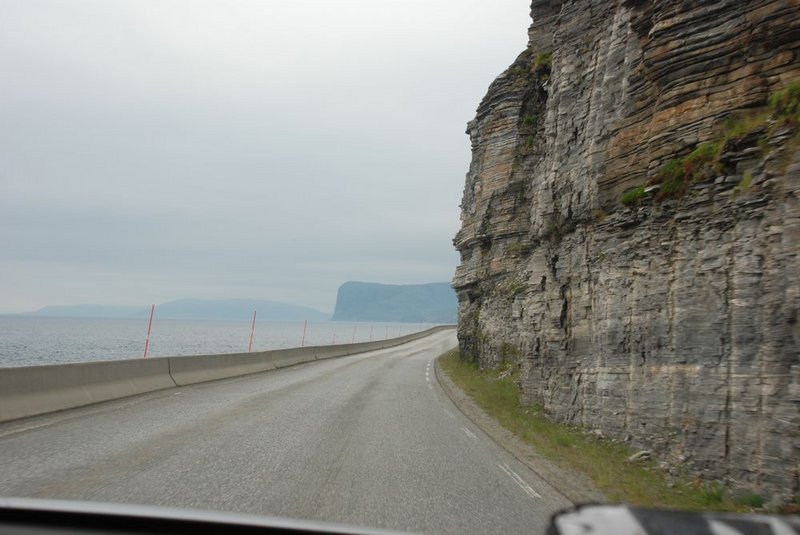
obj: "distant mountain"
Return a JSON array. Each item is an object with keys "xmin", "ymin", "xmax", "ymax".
[
  {"xmin": 154, "ymin": 299, "xmax": 329, "ymax": 321},
  {"xmin": 331, "ymin": 282, "xmax": 457, "ymax": 323},
  {"xmin": 32, "ymin": 299, "xmax": 329, "ymax": 321},
  {"xmin": 33, "ymin": 304, "xmax": 150, "ymax": 319}
]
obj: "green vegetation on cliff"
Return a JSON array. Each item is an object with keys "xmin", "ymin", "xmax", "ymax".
[{"xmin": 620, "ymin": 81, "xmax": 800, "ymax": 206}]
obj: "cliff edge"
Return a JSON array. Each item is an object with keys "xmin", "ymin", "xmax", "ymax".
[{"xmin": 453, "ymin": 0, "xmax": 800, "ymax": 503}]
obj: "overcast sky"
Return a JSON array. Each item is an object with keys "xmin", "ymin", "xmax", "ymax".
[{"xmin": 0, "ymin": 0, "xmax": 530, "ymax": 314}]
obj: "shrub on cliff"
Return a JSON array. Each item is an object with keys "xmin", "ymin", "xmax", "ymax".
[
  {"xmin": 648, "ymin": 142, "xmax": 723, "ymax": 201},
  {"xmin": 623, "ymin": 80, "xmax": 800, "ymax": 205},
  {"xmin": 534, "ymin": 52, "xmax": 552, "ymax": 68},
  {"xmin": 768, "ymin": 81, "xmax": 800, "ymax": 124},
  {"xmin": 621, "ymin": 185, "xmax": 646, "ymax": 206}
]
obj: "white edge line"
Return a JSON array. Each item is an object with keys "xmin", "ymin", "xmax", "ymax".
[
  {"xmin": 462, "ymin": 427, "xmax": 478, "ymax": 440},
  {"xmin": 499, "ymin": 463, "xmax": 542, "ymax": 500}
]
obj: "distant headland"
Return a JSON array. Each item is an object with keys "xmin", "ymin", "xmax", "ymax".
[
  {"xmin": 332, "ymin": 281, "xmax": 456, "ymax": 323},
  {"xmin": 26, "ymin": 281, "xmax": 457, "ymax": 324}
]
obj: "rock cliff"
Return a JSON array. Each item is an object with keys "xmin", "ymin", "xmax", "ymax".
[{"xmin": 453, "ymin": 0, "xmax": 800, "ymax": 502}]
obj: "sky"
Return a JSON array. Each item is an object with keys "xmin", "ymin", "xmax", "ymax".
[{"xmin": 0, "ymin": 0, "xmax": 530, "ymax": 314}]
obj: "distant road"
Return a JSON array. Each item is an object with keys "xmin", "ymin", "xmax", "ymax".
[{"xmin": 0, "ymin": 330, "xmax": 569, "ymax": 534}]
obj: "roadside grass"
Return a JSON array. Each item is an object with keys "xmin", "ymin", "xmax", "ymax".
[{"xmin": 438, "ymin": 350, "xmax": 745, "ymax": 512}]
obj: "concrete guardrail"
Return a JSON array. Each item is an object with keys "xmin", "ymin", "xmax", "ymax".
[
  {"xmin": 167, "ymin": 352, "xmax": 277, "ymax": 386},
  {"xmin": 0, "ymin": 325, "xmax": 455, "ymax": 424}
]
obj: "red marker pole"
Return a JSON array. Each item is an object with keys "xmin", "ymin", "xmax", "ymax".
[
  {"xmin": 143, "ymin": 304, "xmax": 155, "ymax": 359},
  {"xmin": 301, "ymin": 320, "xmax": 308, "ymax": 347},
  {"xmin": 352, "ymin": 325, "xmax": 357, "ymax": 343},
  {"xmin": 248, "ymin": 310, "xmax": 257, "ymax": 352}
]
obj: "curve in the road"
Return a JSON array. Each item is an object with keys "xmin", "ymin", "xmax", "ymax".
[{"xmin": 0, "ymin": 330, "xmax": 570, "ymax": 535}]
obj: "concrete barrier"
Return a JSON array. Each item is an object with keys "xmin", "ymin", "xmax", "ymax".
[
  {"xmin": 167, "ymin": 352, "xmax": 276, "ymax": 386},
  {"xmin": 268, "ymin": 347, "xmax": 318, "ymax": 369},
  {"xmin": 0, "ymin": 357, "xmax": 175, "ymax": 423},
  {"xmin": 0, "ymin": 325, "xmax": 456, "ymax": 424},
  {"xmin": 314, "ymin": 343, "xmax": 360, "ymax": 359}
]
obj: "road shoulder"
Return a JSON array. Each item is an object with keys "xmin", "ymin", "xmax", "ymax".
[{"xmin": 434, "ymin": 355, "xmax": 605, "ymax": 505}]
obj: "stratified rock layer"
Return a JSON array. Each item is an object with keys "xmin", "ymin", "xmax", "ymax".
[{"xmin": 453, "ymin": 0, "xmax": 800, "ymax": 501}]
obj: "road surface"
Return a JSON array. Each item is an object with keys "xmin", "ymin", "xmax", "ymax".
[{"xmin": 0, "ymin": 330, "xmax": 570, "ymax": 534}]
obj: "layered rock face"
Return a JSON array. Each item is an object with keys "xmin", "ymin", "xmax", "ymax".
[{"xmin": 453, "ymin": 0, "xmax": 800, "ymax": 501}]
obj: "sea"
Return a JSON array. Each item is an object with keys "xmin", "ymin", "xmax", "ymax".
[{"xmin": 0, "ymin": 316, "xmax": 436, "ymax": 368}]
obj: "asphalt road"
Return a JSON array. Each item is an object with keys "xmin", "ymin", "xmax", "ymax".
[{"xmin": 0, "ymin": 330, "xmax": 571, "ymax": 534}]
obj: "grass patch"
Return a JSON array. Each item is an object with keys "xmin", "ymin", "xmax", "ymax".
[
  {"xmin": 735, "ymin": 493, "xmax": 765, "ymax": 508},
  {"xmin": 683, "ymin": 142, "xmax": 723, "ymax": 181},
  {"xmin": 622, "ymin": 79, "xmax": 800, "ymax": 205},
  {"xmin": 510, "ymin": 65, "xmax": 529, "ymax": 77},
  {"xmin": 731, "ymin": 170, "xmax": 753, "ymax": 199},
  {"xmin": 768, "ymin": 81, "xmax": 800, "ymax": 123},
  {"xmin": 438, "ymin": 350, "xmax": 745, "ymax": 511},
  {"xmin": 621, "ymin": 185, "xmax": 647, "ymax": 206},
  {"xmin": 647, "ymin": 142, "xmax": 723, "ymax": 202},
  {"xmin": 497, "ymin": 279, "xmax": 526, "ymax": 298},
  {"xmin": 522, "ymin": 114, "xmax": 538, "ymax": 127},
  {"xmin": 721, "ymin": 111, "xmax": 769, "ymax": 144},
  {"xmin": 534, "ymin": 52, "xmax": 553, "ymax": 68}
]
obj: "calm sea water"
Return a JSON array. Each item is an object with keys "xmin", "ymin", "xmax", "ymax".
[{"xmin": 0, "ymin": 316, "xmax": 435, "ymax": 368}]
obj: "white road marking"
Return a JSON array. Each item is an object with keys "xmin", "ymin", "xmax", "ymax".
[
  {"xmin": 499, "ymin": 463, "xmax": 542, "ymax": 500},
  {"xmin": 462, "ymin": 427, "xmax": 478, "ymax": 440},
  {"xmin": 0, "ymin": 420, "xmax": 64, "ymax": 439},
  {"xmin": 0, "ymin": 393, "xmax": 161, "ymax": 439}
]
